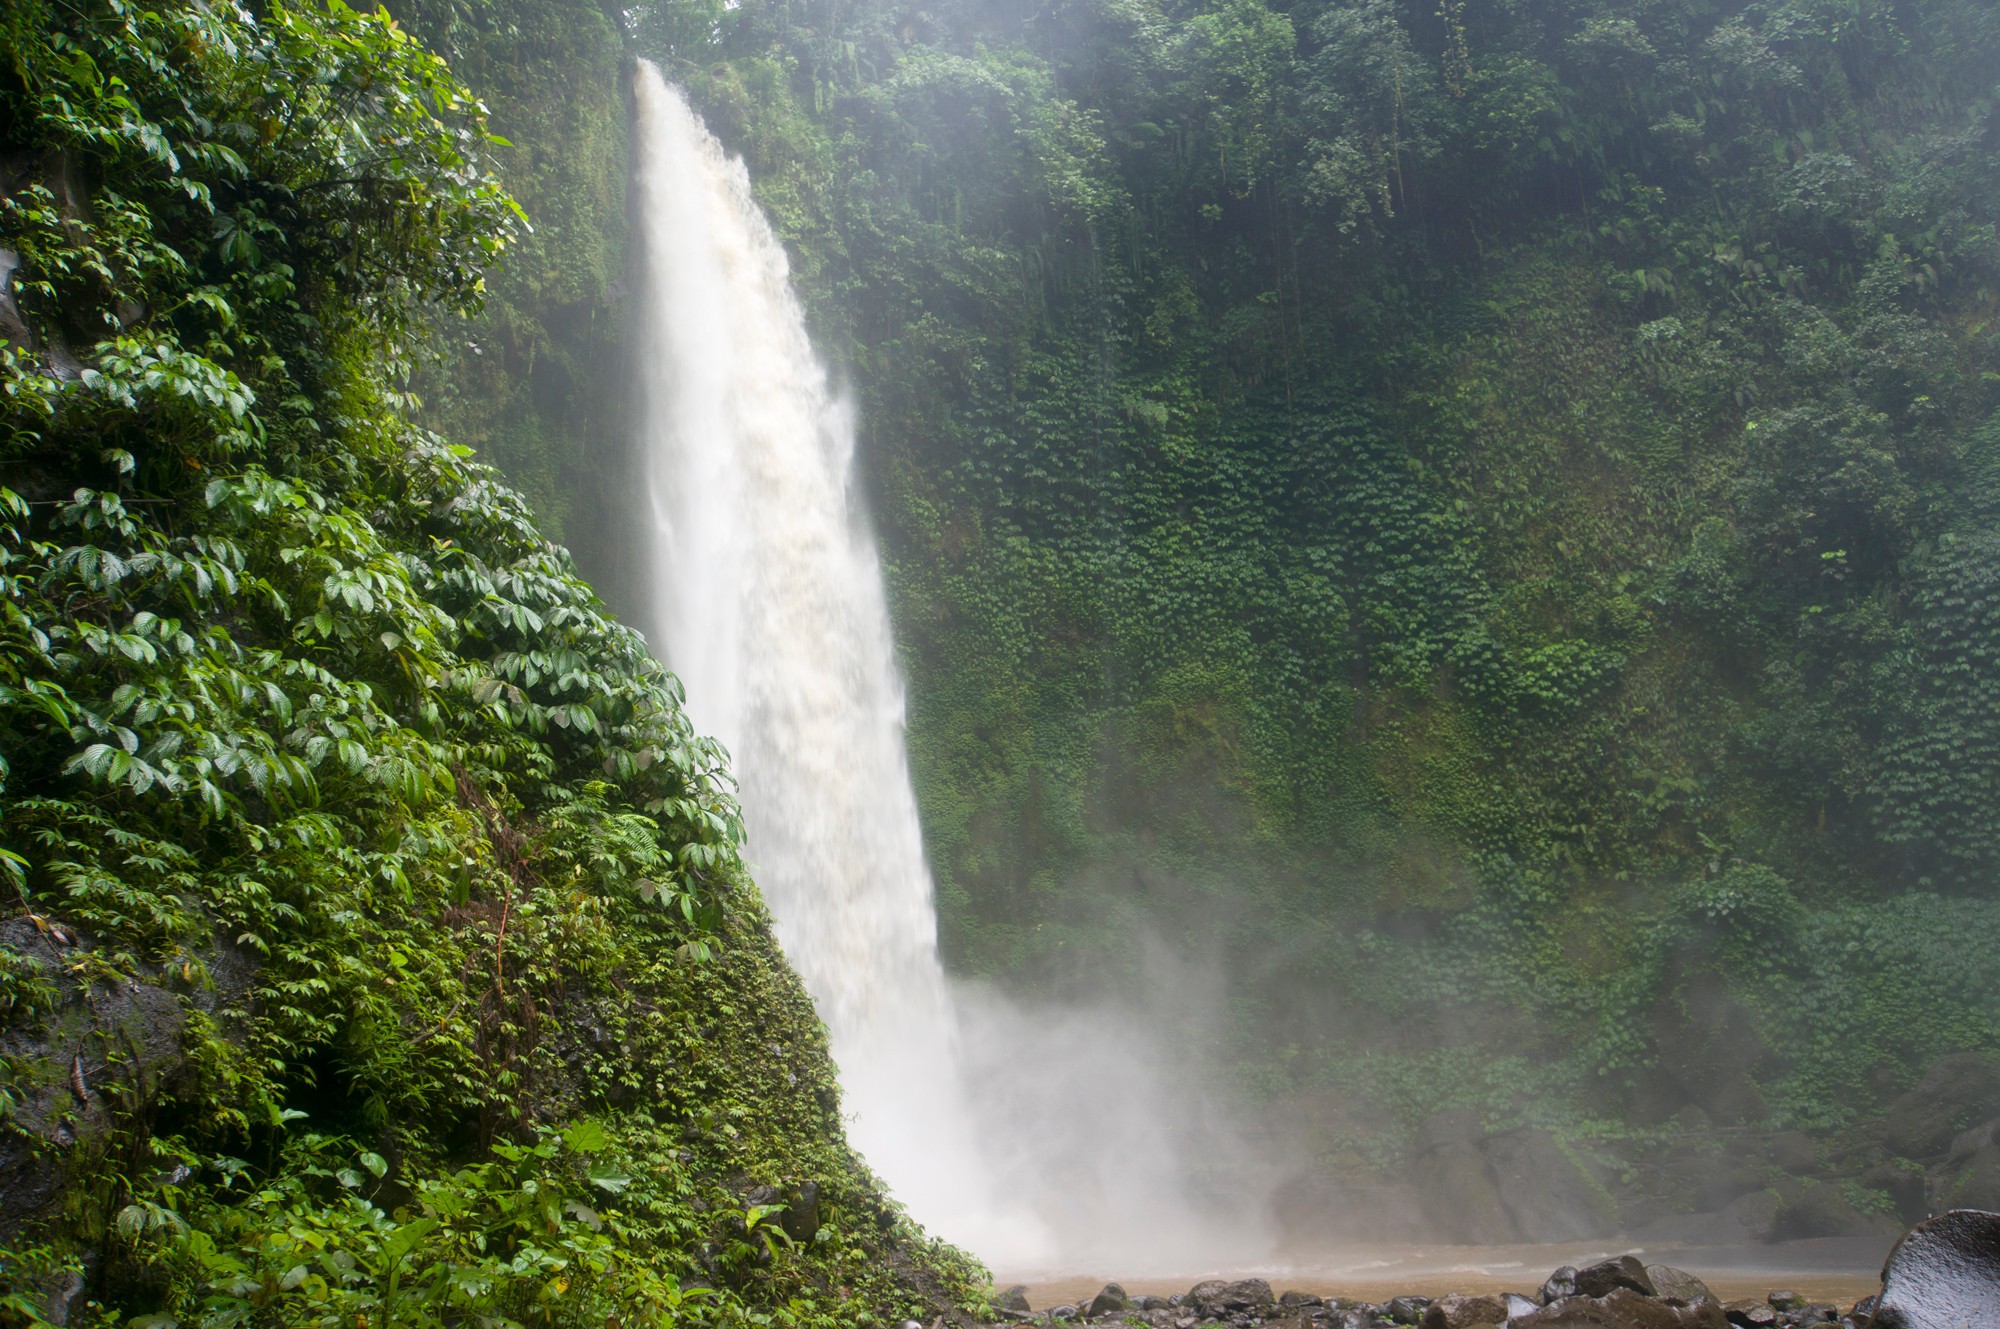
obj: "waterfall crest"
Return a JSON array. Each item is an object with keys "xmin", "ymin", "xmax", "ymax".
[{"xmin": 629, "ymin": 60, "xmax": 1048, "ymax": 1262}]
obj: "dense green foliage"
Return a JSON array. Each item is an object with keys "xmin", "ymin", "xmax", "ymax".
[
  {"xmin": 0, "ymin": 1, "xmax": 979, "ymax": 1323},
  {"xmin": 638, "ymin": 0, "xmax": 2000, "ymax": 1149}
]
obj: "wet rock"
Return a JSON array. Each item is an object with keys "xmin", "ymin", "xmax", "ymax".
[
  {"xmin": 1725, "ymin": 1187, "xmax": 1785, "ymax": 1242},
  {"xmin": 1932, "ymin": 1118, "xmax": 2000, "ymax": 1211},
  {"xmin": 1135, "ymin": 1298, "xmax": 1170, "ymax": 1312},
  {"xmin": 1515, "ymin": 1290, "xmax": 1725, "ymax": 1328},
  {"xmin": 1279, "ymin": 1291, "xmax": 1320, "ymax": 1309},
  {"xmin": 1771, "ymin": 1183, "xmax": 1903, "ymax": 1241},
  {"xmin": 1504, "ymin": 1294, "xmax": 1541, "ymax": 1320},
  {"xmin": 1764, "ymin": 1292, "xmax": 1805, "ymax": 1312},
  {"xmin": 1644, "ymin": 1267, "xmax": 1712, "ymax": 1304},
  {"xmin": 996, "ymin": 1287, "xmax": 1033, "ymax": 1314},
  {"xmin": 1485, "ymin": 1129, "xmax": 1617, "ymax": 1241},
  {"xmin": 1188, "ymin": 1281, "xmax": 1273, "ymax": 1316},
  {"xmin": 1411, "ymin": 1110, "xmax": 1513, "ymax": 1243},
  {"xmin": 1884, "ymin": 1053, "xmax": 2000, "ymax": 1159},
  {"xmin": 1047, "ymin": 1306, "xmax": 1079, "ymax": 1322},
  {"xmin": 1572, "ymin": 1256, "xmax": 1656, "ymax": 1300},
  {"xmin": 1720, "ymin": 1303, "xmax": 1775, "ymax": 1327},
  {"xmin": 1382, "ymin": 1296, "xmax": 1431, "ymax": 1325},
  {"xmin": 780, "ymin": 1180, "xmax": 820, "ymax": 1243},
  {"xmin": 1418, "ymin": 1293, "xmax": 1507, "ymax": 1329},
  {"xmin": 1871, "ymin": 1208, "xmax": 2000, "ymax": 1329},
  {"xmin": 1088, "ymin": 1285, "xmax": 1132, "ymax": 1318},
  {"xmin": 1764, "ymin": 1132, "xmax": 1819, "ymax": 1174},
  {"xmin": 1540, "ymin": 1268, "xmax": 1580, "ymax": 1304}
]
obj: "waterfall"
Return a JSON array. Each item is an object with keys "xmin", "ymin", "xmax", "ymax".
[
  {"xmin": 628, "ymin": 60, "xmax": 1048, "ymax": 1263},
  {"xmin": 629, "ymin": 60, "xmax": 1280, "ymax": 1275}
]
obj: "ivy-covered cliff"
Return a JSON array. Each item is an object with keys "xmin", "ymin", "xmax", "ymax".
[
  {"xmin": 0, "ymin": 2, "xmax": 979, "ymax": 1324},
  {"xmin": 632, "ymin": 0, "xmax": 2000, "ymax": 1238}
]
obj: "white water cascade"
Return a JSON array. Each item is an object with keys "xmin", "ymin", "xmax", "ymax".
[
  {"xmin": 630, "ymin": 61, "xmax": 1282, "ymax": 1275},
  {"xmin": 629, "ymin": 61, "xmax": 1051, "ymax": 1264}
]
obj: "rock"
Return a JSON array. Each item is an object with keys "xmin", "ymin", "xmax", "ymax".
[
  {"xmin": 1382, "ymin": 1297, "xmax": 1431, "ymax": 1325},
  {"xmin": 780, "ymin": 1180, "xmax": 820, "ymax": 1243},
  {"xmin": 1514, "ymin": 1290, "xmax": 1726, "ymax": 1328},
  {"xmin": 1884, "ymin": 1053, "xmax": 2000, "ymax": 1159},
  {"xmin": 1485, "ymin": 1129, "xmax": 1617, "ymax": 1241},
  {"xmin": 1720, "ymin": 1303, "xmax": 1775, "ymax": 1327},
  {"xmin": 1872, "ymin": 1208, "xmax": 2000, "ymax": 1329},
  {"xmin": 1047, "ymin": 1307, "xmax": 1079, "ymax": 1323},
  {"xmin": 996, "ymin": 1287, "xmax": 1033, "ymax": 1314},
  {"xmin": 1771, "ymin": 1183, "xmax": 1904, "ymax": 1241},
  {"xmin": 1696, "ymin": 1164, "xmax": 1769, "ymax": 1213},
  {"xmin": 1540, "ymin": 1268, "xmax": 1580, "ymax": 1304},
  {"xmin": 1724, "ymin": 1187, "xmax": 1784, "ymax": 1242},
  {"xmin": 1412, "ymin": 1111, "xmax": 1513, "ymax": 1243},
  {"xmin": 1764, "ymin": 1131, "xmax": 1819, "ymax": 1173},
  {"xmin": 1504, "ymin": 1294, "xmax": 1541, "ymax": 1320},
  {"xmin": 898, "ymin": 1320, "xmax": 925, "ymax": 1329},
  {"xmin": 1279, "ymin": 1291, "xmax": 1320, "ymax": 1309},
  {"xmin": 1572, "ymin": 1257, "xmax": 1656, "ymax": 1299},
  {"xmin": 1419, "ymin": 1294, "xmax": 1508, "ymax": 1329},
  {"xmin": 1189, "ymin": 1281, "xmax": 1275, "ymax": 1316},
  {"xmin": 1645, "ymin": 1267, "xmax": 1713, "ymax": 1304},
  {"xmin": 1764, "ymin": 1292, "xmax": 1804, "ymax": 1312},
  {"xmin": 1135, "ymin": 1298, "xmax": 1170, "ymax": 1313},
  {"xmin": 1088, "ymin": 1286, "xmax": 1131, "ymax": 1319}
]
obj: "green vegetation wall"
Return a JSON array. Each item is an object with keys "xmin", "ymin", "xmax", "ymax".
[
  {"xmin": 631, "ymin": 0, "xmax": 2000, "ymax": 1153},
  {"xmin": 0, "ymin": 1, "xmax": 982, "ymax": 1323}
]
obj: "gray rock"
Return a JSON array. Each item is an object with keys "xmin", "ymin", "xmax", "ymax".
[
  {"xmin": 1048, "ymin": 1307, "xmax": 1079, "ymax": 1322},
  {"xmin": 1872, "ymin": 1209, "xmax": 2000, "ymax": 1329},
  {"xmin": 1418, "ymin": 1293, "xmax": 1507, "ymax": 1329},
  {"xmin": 1382, "ymin": 1296, "xmax": 1430, "ymax": 1324},
  {"xmin": 1771, "ymin": 1183, "xmax": 1903, "ymax": 1241},
  {"xmin": 1883, "ymin": 1053, "xmax": 2000, "ymax": 1159},
  {"xmin": 1572, "ymin": 1256, "xmax": 1656, "ymax": 1299},
  {"xmin": 1412, "ymin": 1111, "xmax": 1513, "ymax": 1243},
  {"xmin": 1188, "ymin": 1282, "xmax": 1274, "ymax": 1316},
  {"xmin": 1515, "ymin": 1291, "xmax": 1725, "ymax": 1328},
  {"xmin": 996, "ymin": 1287, "xmax": 1033, "ymax": 1314},
  {"xmin": 1763, "ymin": 1292, "xmax": 1805, "ymax": 1311},
  {"xmin": 1644, "ymin": 1266, "xmax": 1713, "ymax": 1304},
  {"xmin": 1485, "ymin": 1129, "xmax": 1616, "ymax": 1241},
  {"xmin": 1539, "ymin": 1268, "xmax": 1580, "ymax": 1304},
  {"xmin": 1503, "ymin": 1294, "xmax": 1540, "ymax": 1321},
  {"xmin": 1088, "ymin": 1285, "xmax": 1132, "ymax": 1318},
  {"xmin": 1764, "ymin": 1131, "xmax": 1819, "ymax": 1173},
  {"xmin": 1279, "ymin": 1291, "xmax": 1320, "ymax": 1309}
]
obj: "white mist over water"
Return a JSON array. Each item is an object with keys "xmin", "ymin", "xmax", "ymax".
[{"xmin": 629, "ymin": 60, "xmax": 1273, "ymax": 1273}]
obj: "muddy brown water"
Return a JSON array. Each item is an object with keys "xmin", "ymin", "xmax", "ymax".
[{"xmin": 1002, "ymin": 1239, "xmax": 1886, "ymax": 1312}]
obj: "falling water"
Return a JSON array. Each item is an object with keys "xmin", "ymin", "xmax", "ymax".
[
  {"xmin": 630, "ymin": 60, "xmax": 1281, "ymax": 1274},
  {"xmin": 628, "ymin": 60, "xmax": 1049, "ymax": 1262}
]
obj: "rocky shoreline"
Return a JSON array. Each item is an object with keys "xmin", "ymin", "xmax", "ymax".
[{"xmin": 979, "ymin": 1257, "xmax": 1874, "ymax": 1329}]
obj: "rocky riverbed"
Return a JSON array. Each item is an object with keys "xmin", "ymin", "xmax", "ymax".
[{"xmin": 977, "ymin": 1256, "xmax": 1879, "ymax": 1329}]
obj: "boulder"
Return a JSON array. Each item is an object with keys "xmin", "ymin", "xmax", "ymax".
[
  {"xmin": 1540, "ymin": 1268, "xmax": 1580, "ymax": 1304},
  {"xmin": 1572, "ymin": 1257, "xmax": 1656, "ymax": 1299},
  {"xmin": 1719, "ymin": 1303, "xmax": 1775, "ymax": 1327},
  {"xmin": 1278, "ymin": 1292, "xmax": 1320, "ymax": 1308},
  {"xmin": 1932, "ymin": 1119, "xmax": 2000, "ymax": 1211},
  {"xmin": 1419, "ymin": 1294, "xmax": 1508, "ymax": 1329},
  {"xmin": 1644, "ymin": 1267, "xmax": 1713, "ymax": 1304},
  {"xmin": 1872, "ymin": 1209, "xmax": 2000, "ymax": 1329},
  {"xmin": 1485, "ymin": 1129, "xmax": 1617, "ymax": 1241},
  {"xmin": 1383, "ymin": 1296, "xmax": 1432, "ymax": 1324},
  {"xmin": 1087, "ymin": 1286, "xmax": 1131, "ymax": 1319},
  {"xmin": 1763, "ymin": 1132, "xmax": 1819, "ymax": 1174},
  {"xmin": 1771, "ymin": 1183, "xmax": 1903, "ymax": 1242},
  {"xmin": 779, "ymin": 1180, "xmax": 821, "ymax": 1243},
  {"xmin": 1883, "ymin": 1053, "xmax": 2000, "ymax": 1159},
  {"xmin": 995, "ymin": 1287, "xmax": 1033, "ymax": 1314},
  {"xmin": 1723, "ymin": 1187, "xmax": 1784, "ymax": 1242},
  {"xmin": 1763, "ymin": 1292, "xmax": 1805, "ymax": 1311},
  {"xmin": 1411, "ymin": 1111, "xmax": 1513, "ymax": 1243},
  {"xmin": 1188, "ymin": 1280, "xmax": 1274, "ymax": 1316},
  {"xmin": 1515, "ymin": 1290, "xmax": 1726, "ymax": 1328}
]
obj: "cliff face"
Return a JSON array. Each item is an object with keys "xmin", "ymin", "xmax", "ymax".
[{"xmin": 0, "ymin": 3, "xmax": 980, "ymax": 1323}]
